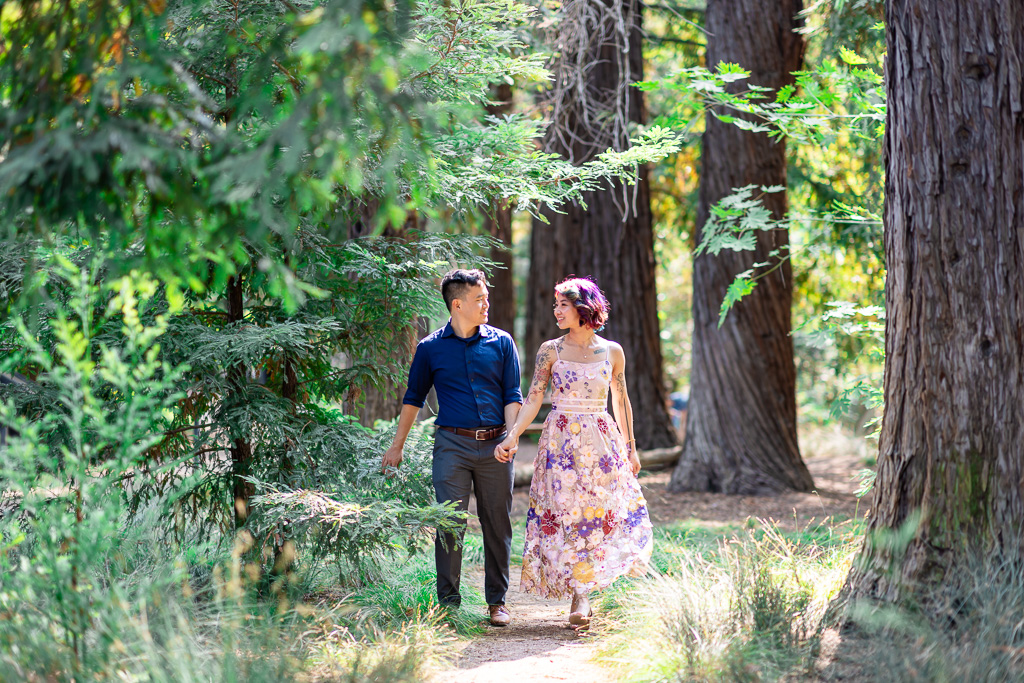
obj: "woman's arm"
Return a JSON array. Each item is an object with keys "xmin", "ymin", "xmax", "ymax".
[
  {"xmin": 494, "ymin": 341, "xmax": 555, "ymax": 461},
  {"xmin": 609, "ymin": 344, "xmax": 640, "ymax": 476}
]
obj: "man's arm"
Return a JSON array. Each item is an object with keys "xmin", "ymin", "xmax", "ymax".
[
  {"xmin": 382, "ymin": 403, "xmax": 422, "ymax": 473},
  {"xmin": 503, "ymin": 400, "xmax": 522, "ymax": 441},
  {"xmin": 495, "ymin": 336, "xmax": 525, "ymax": 462},
  {"xmin": 383, "ymin": 343, "xmax": 431, "ymax": 474}
]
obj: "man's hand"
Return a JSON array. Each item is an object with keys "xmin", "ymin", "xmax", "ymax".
[
  {"xmin": 382, "ymin": 443, "xmax": 404, "ymax": 475},
  {"xmin": 494, "ymin": 435, "xmax": 518, "ymax": 463}
]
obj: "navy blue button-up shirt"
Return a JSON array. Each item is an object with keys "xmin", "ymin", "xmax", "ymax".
[{"xmin": 402, "ymin": 321, "xmax": 522, "ymax": 429}]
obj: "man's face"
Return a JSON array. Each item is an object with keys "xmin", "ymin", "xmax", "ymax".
[{"xmin": 455, "ymin": 281, "xmax": 489, "ymax": 325}]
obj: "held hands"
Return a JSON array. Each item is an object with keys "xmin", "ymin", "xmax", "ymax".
[
  {"xmin": 494, "ymin": 435, "xmax": 519, "ymax": 463},
  {"xmin": 381, "ymin": 443, "xmax": 404, "ymax": 475}
]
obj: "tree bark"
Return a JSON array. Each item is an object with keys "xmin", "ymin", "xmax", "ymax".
[
  {"xmin": 668, "ymin": 0, "xmax": 813, "ymax": 495},
  {"xmin": 525, "ymin": 0, "xmax": 676, "ymax": 449},
  {"xmin": 227, "ymin": 274, "xmax": 255, "ymax": 527},
  {"xmin": 483, "ymin": 82, "xmax": 517, "ymax": 337},
  {"xmin": 847, "ymin": 0, "xmax": 1024, "ymax": 603}
]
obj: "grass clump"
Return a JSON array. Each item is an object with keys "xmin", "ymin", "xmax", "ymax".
[
  {"xmin": 842, "ymin": 555, "xmax": 1024, "ymax": 682},
  {"xmin": 599, "ymin": 518, "xmax": 861, "ymax": 682}
]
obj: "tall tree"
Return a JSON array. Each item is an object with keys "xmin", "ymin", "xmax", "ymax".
[
  {"xmin": 525, "ymin": 0, "xmax": 677, "ymax": 449},
  {"xmin": 668, "ymin": 0, "xmax": 813, "ymax": 494},
  {"xmin": 847, "ymin": 0, "xmax": 1024, "ymax": 602},
  {"xmin": 484, "ymin": 82, "xmax": 518, "ymax": 337}
]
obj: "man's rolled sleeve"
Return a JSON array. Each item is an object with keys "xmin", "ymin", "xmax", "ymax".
[
  {"xmin": 501, "ymin": 337, "xmax": 523, "ymax": 406},
  {"xmin": 402, "ymin": 344, "xmax": 432, "ymax": 408}
]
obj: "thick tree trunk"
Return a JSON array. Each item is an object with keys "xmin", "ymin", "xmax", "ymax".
[
  {"xmin": 484, "ymin": 82, "xmax": 517, "ymax": 337},
  {"xmin": 847, "ymin": 0, "xmax": 1024, "ymax": 602},
  {"xmin": 227, "ymin": 274, "xmax": 255, "ymax": 527},
  {"xmin": 668, "ymin": 0, "xmax": 813, "ymax": 495},
  {"xmin": 525, "ymin": 0, "xmax": 676, "ymax": 449}
]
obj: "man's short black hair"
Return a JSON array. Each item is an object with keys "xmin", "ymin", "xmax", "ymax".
[{"xmin": 441, "ymin": 269, "xmax": 487, "ymax": 312}]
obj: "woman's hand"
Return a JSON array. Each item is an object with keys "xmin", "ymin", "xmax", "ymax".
[
  {"xmin": 494, "ymin": 435, "xmax": 519, "ymax": 463},
  {"xmin": 627, "ymin": 445, "xmax": 641, "ymax": 476}
]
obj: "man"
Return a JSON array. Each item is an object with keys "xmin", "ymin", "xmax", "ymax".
[{"xmin": 382, "ymin": 268, "xmax": 522, "ymax": 627}]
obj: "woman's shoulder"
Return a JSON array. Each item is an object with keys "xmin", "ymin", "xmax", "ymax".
[
  {"xmin": 534, "ymin": 338, "xmax": 560, "ymax": 363},
  {"xmin": 596, "ymin": 336, "xmax": 624, "ymax": 354},
  {"xmin": 541, "ymin": 336, "xmax": 568, "ymax": 350},
  {"xmin": 602, "ymin": 339, "xmax": 626, "ymax": 367}
]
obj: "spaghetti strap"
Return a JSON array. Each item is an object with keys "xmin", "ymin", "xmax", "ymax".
[{"xmin": 553, "ymin": 339, "xmax": 560, "ymax": 361}]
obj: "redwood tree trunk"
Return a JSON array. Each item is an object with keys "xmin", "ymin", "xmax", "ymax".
[
  {"xmin": 525, "ymin": 0, "xmax": 676, "ymax": 449},
  {"xmin": 847, "ymin": 0, "xmax": 1024, "ymax": 602},
  {"xmin": 668, "ymin": 0, "xmax": 813, "ymax": 494},
  {"xmin": 227, "ymin": 274, "xmax": 255, "ymax": 527}
]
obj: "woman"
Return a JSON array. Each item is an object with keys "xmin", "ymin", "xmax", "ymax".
[{"xmin": 495, "ymin": 277, "xmax": 652, "ymax": 629}]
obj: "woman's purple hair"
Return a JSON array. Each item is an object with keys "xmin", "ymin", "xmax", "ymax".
[{"xmin": 554, "ymin": 276, "xmax": 610, "ymax": 331}]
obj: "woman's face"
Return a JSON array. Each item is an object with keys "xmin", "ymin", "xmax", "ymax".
[{"xmin": 553, "ymin": 293, "xmax": 581, "ymax": 330}]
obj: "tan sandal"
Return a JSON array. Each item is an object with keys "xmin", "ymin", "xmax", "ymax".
[
  {"xmin": 568, "ymin": 608, "xmax": 593, "ymax": 630},
  {"xmin": 569, "ymin": 592, "xmax": 592, "ymax": 630}
]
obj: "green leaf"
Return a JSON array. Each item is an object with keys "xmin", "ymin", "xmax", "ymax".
[
  {"xmin": 839, "ymin": 46, "xmax": 869, "ymax": 66},
  {"xmin": 718, "ymin": 274, "xmax": 755, "ymax": 327}
]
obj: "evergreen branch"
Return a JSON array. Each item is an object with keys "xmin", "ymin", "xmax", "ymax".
[
  {"xmin": 408, "ymin": 10, "xmax": 464, "ymax": 84},
  {"xmin": 162, "ymin": 423, "xmax": 217, "ymax": 437}
]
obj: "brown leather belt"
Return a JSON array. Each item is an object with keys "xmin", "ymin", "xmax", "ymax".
[{"xmin": 438, "ymin": 425, "xmax": 506, "ymax": 441}]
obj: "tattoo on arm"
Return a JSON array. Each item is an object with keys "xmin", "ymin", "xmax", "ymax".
[
  {"xmin": 615, "ymin": 371, "xmax": 627, "ymax": 396},
  {"xmin": 527, "ymin": 344, "xmax": 553, "ymax": 402}
]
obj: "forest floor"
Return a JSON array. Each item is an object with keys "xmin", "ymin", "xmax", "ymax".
[{"xmin": 428, "ymin": 425, "xmax": 870, "ymax": 683}]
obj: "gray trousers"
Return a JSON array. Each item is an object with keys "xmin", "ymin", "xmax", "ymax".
[{"xmin": 432, "ymin": 428, "xmax": 514, "ymax": 606}]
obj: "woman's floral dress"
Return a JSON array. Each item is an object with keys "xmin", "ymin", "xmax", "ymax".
[{"xmin": 520, "ymin": 354, "xmax": 653, "ymax": 598}]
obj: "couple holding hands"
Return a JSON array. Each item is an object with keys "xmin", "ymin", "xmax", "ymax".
[{"xmin": 381, "ymin": 269, "xmax": 652, "ymax": 629}]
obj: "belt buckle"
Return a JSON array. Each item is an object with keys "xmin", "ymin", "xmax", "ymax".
[{"xmin": 475, "ymin": 428, "xmax": 488, "ymax": 441}]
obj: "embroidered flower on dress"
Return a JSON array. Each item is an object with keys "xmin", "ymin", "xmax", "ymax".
[
  {"xmin": 602, "ymin": 512, "xmax": 616, "ymax": 535},
  {"xmin": 572, "ymin": 562, "xmax": 595, "ymax": 583},
  {"xmin": 544, "ymin": 447, "xmax": 556, "ymax": 470},
  {"xmin": 626, "ymin": 505, "xmax": 646, "ymax": 529},
  {"xmin": 541, "ymin": 510, "xmax": 558, "ymax": 535},
  {"xmin": 598, "ymin": 454, "xmax": 615, "ymax": 473},
  {"xmin": 555, "ymin": 414, "xmax": 569, "ymax": 431},
  {"xmin": 578, "ymin": 518, "xmax": 600, "ymax": 537}
]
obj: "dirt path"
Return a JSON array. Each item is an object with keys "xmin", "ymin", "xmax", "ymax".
[
  {"xmin": 431, "ymin": 425, "xmax": 867, "ymax": 682},
  {"xmin": 430, "ymin": 564, "xmax": 608, "ymax": 683}
]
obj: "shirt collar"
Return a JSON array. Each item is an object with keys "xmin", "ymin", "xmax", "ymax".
[{"xmin": 442, "ymin": 319, "xmax": 486, "ymax": 342}]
